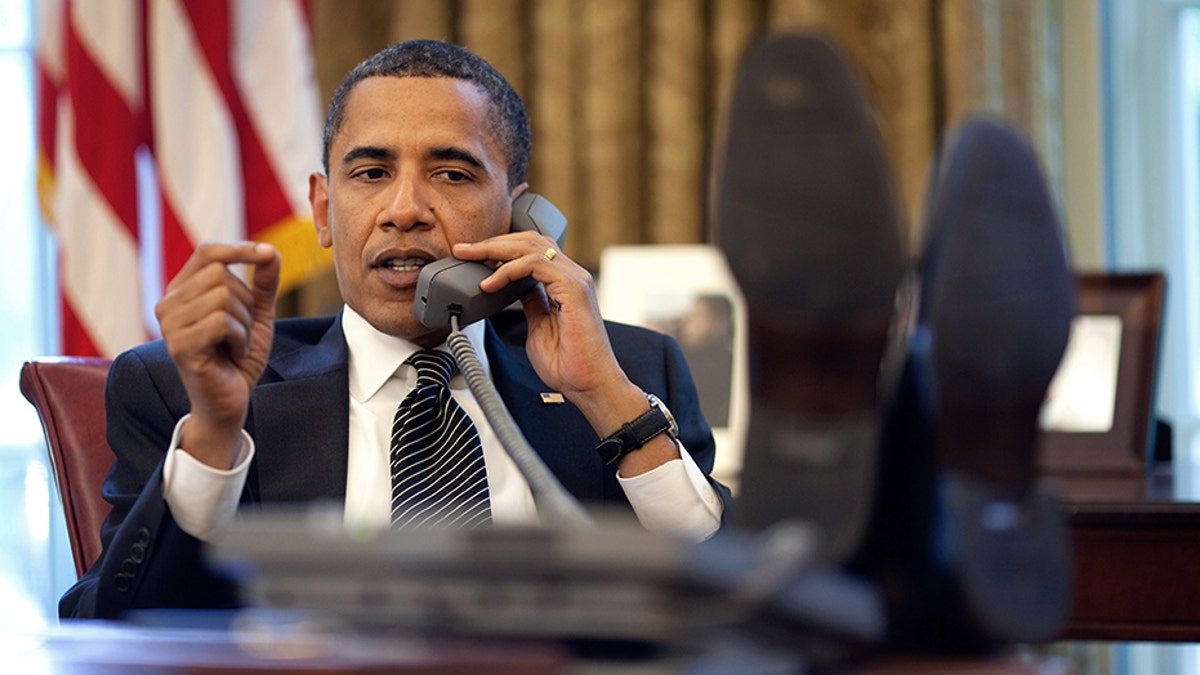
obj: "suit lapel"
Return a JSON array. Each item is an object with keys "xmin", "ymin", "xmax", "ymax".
[
  {"xmin": 484, "ymin": 318, "xmax": 606, "ymax": 500},
  {"xmin": 249, "ymin": 317, "xmax": 351, "ymax": 503}
]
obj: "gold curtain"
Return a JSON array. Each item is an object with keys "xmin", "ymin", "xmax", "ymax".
[{"xmin": 292, "ymin": 0, "xmax": 1061, "ymax": 316}]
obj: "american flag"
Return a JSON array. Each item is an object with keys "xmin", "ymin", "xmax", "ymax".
[{"xmin": 35, "ymin": 0, "xmax": 328, "ymax": 357}]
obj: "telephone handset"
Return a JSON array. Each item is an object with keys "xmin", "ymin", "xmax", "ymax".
[{"xmin": 414, "ymin": 192, "xmax": 568, "ymax": 330}]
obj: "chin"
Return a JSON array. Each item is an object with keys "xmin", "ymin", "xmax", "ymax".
[
  {"xmin": 373, "ymin": 313, "xmax": 447, "ymax": 346},
  {"xmin": 377, "ymin": 316, "xmax": 419, "ymax": 338},
  {"xmin": 357, "ymin": 306, "xmax": 409, "ymax": 335}
]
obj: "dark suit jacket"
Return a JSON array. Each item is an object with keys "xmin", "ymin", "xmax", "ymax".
[{"xmin": 60, "ymin": 310, "xmax": 728, "ymax": 618}]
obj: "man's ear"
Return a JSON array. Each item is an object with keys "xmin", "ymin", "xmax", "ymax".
[
  {"xmin": 507, "ymin": 182, "xmax": 530, "ymax": 233},
  {"xmin": 309, "ymin": 173, "xmax": 332, "ymax": 248}
]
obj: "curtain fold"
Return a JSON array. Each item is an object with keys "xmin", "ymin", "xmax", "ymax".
[
  {"xmin": 579, "ymin": 0, "xmax": 644, "ymax": 258},
  {"xmin": 647, "ymin": 0, "xmax": 707, "ymax": 245},
  {"xmin": 528, "ymin": 0, "xmax": 580, "ymax": 247}
]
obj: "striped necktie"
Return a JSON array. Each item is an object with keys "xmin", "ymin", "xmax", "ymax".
[{"xmin": 390, "ymin": 350, "xmax": 492, "ymax": 528}]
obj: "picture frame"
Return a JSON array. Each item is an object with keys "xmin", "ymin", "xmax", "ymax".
[
  {"xmin": 1038, "ymin": 272, "xmax": 1167, "ymax": 475},
  {"xmin": 596, "ymin": 245, "xmax": 749, "ymax": 491}
]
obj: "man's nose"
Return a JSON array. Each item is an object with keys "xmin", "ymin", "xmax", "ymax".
[{"xmin": 379, "ymin": 173, "xmax": 434, "ymax": 230}]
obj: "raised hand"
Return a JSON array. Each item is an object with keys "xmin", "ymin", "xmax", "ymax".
[{"xmin": 154, "ymin": 241, "xmax": 280, "ymax": 468}]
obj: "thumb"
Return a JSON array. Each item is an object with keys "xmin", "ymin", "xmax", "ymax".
[
  {"xmin": 250, "ymin": 243, "xmax": 281, "ymax": 325},
  {"xmin": 243, "ymin": 243, "xmax": 280, "ymax": 365},
  {"xmin": 251, "ymin": 243, "xmax": 281, "ymax": 303}
]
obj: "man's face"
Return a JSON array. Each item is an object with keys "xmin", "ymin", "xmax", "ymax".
[{"xmin": 310, "ymin": 76, "xmax": 525, "ymax": 345}]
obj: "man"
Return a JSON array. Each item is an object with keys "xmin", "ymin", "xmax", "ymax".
[{"xmin": 62, "ymin": 40, "xmax": 728, "ymax": 619}]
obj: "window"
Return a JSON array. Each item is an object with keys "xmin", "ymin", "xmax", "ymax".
[
  {"xmin": 1096, "ymin": 0, "xmax": 1200, "ymax": 672},
  {"xmin": 1105, "ymin": 0, "xmax": 1200, "ymax": 470},
  {"xmin": 0, "ymin": 0, "xmax": 74, "ymax": 626}
]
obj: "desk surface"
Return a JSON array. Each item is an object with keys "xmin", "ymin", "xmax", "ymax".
[
  {"xmin": 1046, "ymin": 462, "xmax": 1200, "ymax": 642},
  {"xmin": 10, "ymin": 620, "xmax": 1069, "ymax": 674},
  {"xmin": 9, "ymin": 620, "xmax": 566, "ymax": 674},
  {"xmin": 1048, "ymin": 461, "xmax": 1199, "ymax": 504}
]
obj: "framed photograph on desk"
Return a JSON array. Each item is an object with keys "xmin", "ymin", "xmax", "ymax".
[
  {"xmin": 597, "ymin": 245, "xmax": 748, "ymax": 492},
  {"xmin": 1038, "ymin": 272, "xmax": 1166, "ymax": 474}
]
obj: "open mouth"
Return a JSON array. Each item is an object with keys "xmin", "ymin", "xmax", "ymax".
[{"xmin": 378, "ymin": 256, "xmax": 429, "ymax": 272}]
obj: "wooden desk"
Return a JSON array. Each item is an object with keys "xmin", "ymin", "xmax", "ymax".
[{"xmin": 1049, "ymin": 462, "xmax": 1200, "ymax": 642}]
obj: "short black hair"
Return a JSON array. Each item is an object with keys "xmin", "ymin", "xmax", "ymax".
[{"xmin": 322, "ymin": 40, "xmax": 531, "ymax": 190}]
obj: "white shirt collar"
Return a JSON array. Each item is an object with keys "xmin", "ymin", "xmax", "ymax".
[{"xmin": 342, "ymin": 304, "xmax": 490, "ymax": 402}]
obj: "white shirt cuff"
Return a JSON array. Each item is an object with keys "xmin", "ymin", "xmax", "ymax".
[
  {"xmin": 616, "ymin": 442, "xmax": 723, "ymax": 542},
  {"xmin": 162, "ymin": 414, "xmax": 254, "ymax": 541}
]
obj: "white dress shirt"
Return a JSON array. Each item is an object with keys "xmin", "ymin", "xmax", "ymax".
[{"xmin": 163, "ymin": 306, "xmax": 723, "ymax": 541}]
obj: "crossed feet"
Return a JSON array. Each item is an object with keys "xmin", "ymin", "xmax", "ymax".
[{"xmin": 714, "ymin": 32, "xmax": 1075, "ymax": 653}]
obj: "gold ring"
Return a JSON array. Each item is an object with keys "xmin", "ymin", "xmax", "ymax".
[{"xmin": 542, "ymin": 248, "xmax": 557, "ymax": 262}]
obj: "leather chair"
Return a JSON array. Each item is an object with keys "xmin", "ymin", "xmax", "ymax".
[{"xmin": 20, "ymin": 357, "xmax": 114, "ymax": 578}]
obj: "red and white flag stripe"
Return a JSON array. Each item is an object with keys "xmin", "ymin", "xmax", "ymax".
[{"xmin": 37, "ymin": 0, "xmax": 327, "ymax": 358}]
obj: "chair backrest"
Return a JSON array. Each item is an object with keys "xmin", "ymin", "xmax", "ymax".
[{"xmin": 20, "ymin": 357, "xmax": 114, "ymax": 578}]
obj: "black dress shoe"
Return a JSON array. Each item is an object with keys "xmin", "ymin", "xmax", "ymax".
[
  {"xmin": 713, "ymin": 32, "xmax": 905, "ymax": 565},
  {"xmin": 859, "ymin": 114, "xmax": 1075, "ymax": 651}
]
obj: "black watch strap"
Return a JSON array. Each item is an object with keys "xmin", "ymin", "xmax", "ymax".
[{"xmin": 595, "ymin": 394, "xmax": 679, "ymax": 465}]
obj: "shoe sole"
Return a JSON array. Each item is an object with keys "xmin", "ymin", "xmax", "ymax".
[
  {"xmin": 922, "ymin": 115, "xmax": 1074, "ymax": 493},
  {"xmin": 914, "ymin": 115, "xmax": 1075, "ymax": 647},
  {"xmin": 714, "ymin": 32, "xmax": 904, "ymax": 564}
]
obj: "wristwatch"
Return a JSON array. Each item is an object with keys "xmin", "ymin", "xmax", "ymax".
[{"xmin": 595, "ymin": 393, "xmax": 680, "ymax": 465}]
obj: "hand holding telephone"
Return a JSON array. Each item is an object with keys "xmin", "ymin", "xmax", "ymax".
[
  {"xmin": 415, "ymin": 193, "xmax": 568, "ymax": 330},
  {"xmin": 413, "ymin": 193, "xmax": 590, "ymax": 526}
]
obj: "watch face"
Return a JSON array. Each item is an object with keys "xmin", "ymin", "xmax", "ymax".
[{"xmin": 647, "ymin": 394, "xmax": 679, "ymax": 438}]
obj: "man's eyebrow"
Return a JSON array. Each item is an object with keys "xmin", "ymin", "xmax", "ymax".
[
  {"xmin": 340, "ymin": 145, "xmax": 393, "ymax": 166},
  {"xmin": 429, "ymin": 146, "xmax": 485, "ymax": 170}
]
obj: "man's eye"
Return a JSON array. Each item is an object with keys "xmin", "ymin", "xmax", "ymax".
[
  {"xmin": 356, "ymin": 168, "xmax": 386, "ymax": 180},
  {"xmin": 442, "ymin": 170, "xmax": 469, "ymax": 182}
]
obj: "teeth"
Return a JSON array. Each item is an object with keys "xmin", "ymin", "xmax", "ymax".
[{"xmin": 383, "ymin": 257, "xmax": 425, "ymax": 271}]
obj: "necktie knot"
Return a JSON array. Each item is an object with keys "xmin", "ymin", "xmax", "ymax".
[{"xmin": 408, "ymin": 349, "xmax": 455, "ymax": 388}]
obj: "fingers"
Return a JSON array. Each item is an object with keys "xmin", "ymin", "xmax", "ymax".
[
  {"xmin": 156, "ymin": 241, "xmax": 280, "ymax": 363},
  {"xmin": 168, "ymin": 241, "xmax": 278, "ymax": 293},
  {"xmin": 453, "ymin": 235, "xmax": 580, "ymax": 295},
  {"xmin": 173, "ymin": 301, "xmax": 255, "ymax": 362}
]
